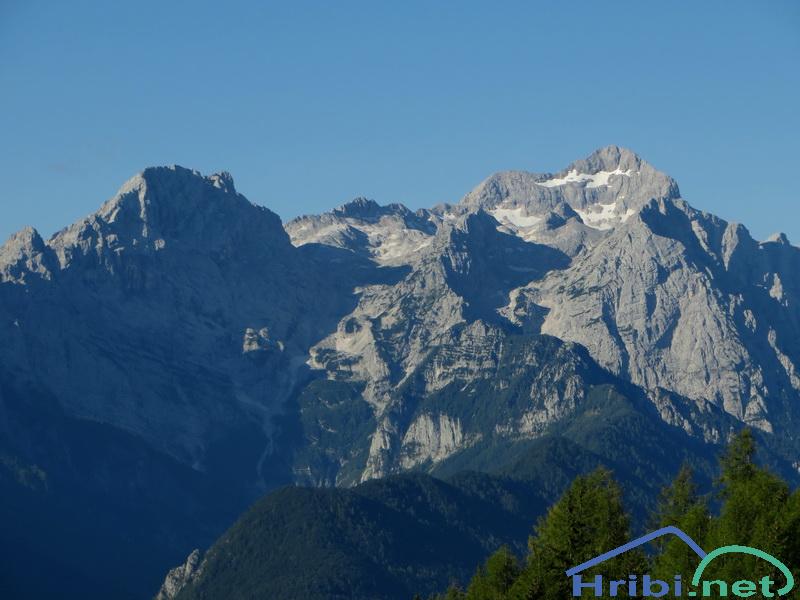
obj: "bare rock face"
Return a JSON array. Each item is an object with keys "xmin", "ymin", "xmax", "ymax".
[
  {"xmin": 0, "ymin": 226, "xmax": 57, "ymax": 283},
  {"xmin": 155, "ymin": 549, "xmax": 202, "ymax": 600},
  {"xmin": 286, "ymin": 197, "xmax": 438, "ymax": 266},
  {"xmin": 508, "ymin": 198, "xmax": 800, "ymax": 435},
  {"xmin": 286, "ymin": 145, "xmax": 800, "ymax": 486},
  {"xmin": 400, "ymin": 412, "xmax": 466, "ymax": 468},
  {"xmin": 302, "ymin": 210, "xmax": 572, "ymax": 480},
  {"xmin": 0, "ymin": 166, "xmax": 338, "ymax": 476}
]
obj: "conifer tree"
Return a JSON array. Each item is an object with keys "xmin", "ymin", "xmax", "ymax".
[
  {"xmin": 650, "ymin": 464, "xmax": 710, "ymax": 581},
  {"xmin": 509, "ymin": 467, "xmax": 645, "ymax": 599},
  {"xmin": 779, "ymin": 489, "xmax": 800, "ymax": 585},
  {"xmin": 705, "ymin": 429, "xmax": 791, "ymax": 586},
  {"xmin": 464, "ymin": 546, "xmax": 520, "ymax": 599},
  {"xmin": 418, "ymin": 431, "xmax": 800, "ymax": 600}
]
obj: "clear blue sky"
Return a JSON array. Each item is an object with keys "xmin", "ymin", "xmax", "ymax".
[{"xmin": 1, "ymin": 1, "xmax": 798, "ymax": 243}]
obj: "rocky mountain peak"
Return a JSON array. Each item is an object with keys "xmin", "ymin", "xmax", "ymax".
[
  {"xmin": 539, "ymin": 145, "xmax": 680, "ymax": 203},
  {"xmin": 96, "ymin": 165, "xmax": 245, "ymax": 225},
  {"xmin": 331, "ymin": 197, "xmax": 433, "ymax": 229},
  {"xmin": 2, "ymin": 225, "xmax": 46, "ymax": 255},
  {"xmin": 450, "ymin": 148, "xmax": 666, "ymax": 256},
  {"xmin": 566, "ymin": 144, "xmax": 644, "ymax": 174},
  {"xmin": 287, "ymin": 196, "xmax": 436, "ymax": 265},
  {"xmin": 46, "ymin": 165, "xmax": 288, "ymax": 267},
  {"xmin": 333, "ymin": 197, "xmax": 384, "ymax": 219},
  {"xmin": 0, "ymin": 225, "xmax": 56, "ymax": 283}
]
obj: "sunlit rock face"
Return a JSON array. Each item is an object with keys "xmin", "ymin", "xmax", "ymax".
[{"xmin": 5, "ymin": 148, "xmax": 800, "ymax": 487}]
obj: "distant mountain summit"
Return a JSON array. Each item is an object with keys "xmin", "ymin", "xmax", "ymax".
[
  {"xmin": 1, "ymin": 147, "xmax": 799, "ymax": 598},
  {"xmin": 287, "ymin": 196, "xmax": 437, "ymax": 265}
]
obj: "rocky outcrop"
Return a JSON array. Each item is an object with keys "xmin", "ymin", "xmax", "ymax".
[{"xmin": 155, "ymin": 549, "xmax": 202, "ymax": 600}]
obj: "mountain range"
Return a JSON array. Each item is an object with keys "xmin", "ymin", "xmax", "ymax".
[{"xmin": 1, "ymin": 146, "xmax": 798, "ymax": 599}]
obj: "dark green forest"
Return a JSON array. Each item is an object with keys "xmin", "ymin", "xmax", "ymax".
[
  {"xmin": 171, "ymin": 428, "xmax": 799, "ymax": 600},
  {"xmin": 424, "ymin": 431, "xmax": 800, "ymax": 599}
]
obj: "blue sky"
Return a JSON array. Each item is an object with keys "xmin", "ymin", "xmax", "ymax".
[{"xmin": 1, "ymin": 1, "xmax": 798, "ymax": 243}]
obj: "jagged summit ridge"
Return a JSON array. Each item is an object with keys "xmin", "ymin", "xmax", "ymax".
[
  {"xmin": 287, "ymin": 194, "xmax": 437, "ymax": 265},
  {"xmin": 1, "ymin": 166, "xmax": 292, "ymax": 282},
  {"xmin": 286, "ymin": 146, "xmax": 673, "ymax": 263},
  {"xmin": 440, "ymin": 145, "xmax": 680, "ymax": 255},
  {"xmin": 42, "ymin": 165, "xmax": 290, "ymax": 271},
  {"xmin": 96, "ymin": 165, "xmax": 263, "ymax": 228},
  {"xmin": 98, "ymin": 165, "xmax": 241, "ymax": 221},
  {"xmin": 2, "ymin": 149, "xmax": 799, "ymax": 485},
  {"xmin": 462, "ymin": 145, "xmax": 678, "ymax": 210},
  {"xmin": 567, "ymin": 144, "xmax": 649, "ymax": 174}
]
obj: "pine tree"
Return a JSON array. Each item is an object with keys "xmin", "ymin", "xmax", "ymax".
[
  {"xmin": 424, "ymin": 431, "xmax": 800, "ymax": 600},
  {"xmin": 704, "ymin": 429, "xmax": 791, "ymax": 586},
  {"xmin": 719, "ymin": 428, "xmax": 757, "ymax": 483},
  {"xmin": 509, "ymin": 467, "xmax": 645, "ymax": 599},
  {"xmin": 779, "ymin": 489, "xmax": 800, "ymax": 586},
  {"xmin": 464, "ymin": 546, "xmax": 520, "ymax": 599},
  {"xmin": 650, "ymin": 464, "xmax": 710, "ymax": 581}
]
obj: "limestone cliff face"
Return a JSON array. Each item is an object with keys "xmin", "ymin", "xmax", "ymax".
[
  {"xmin": 289, "ymin": 146, "xmax": 800, "ymax": 484},
  {"xmin": 508, "ymin": 198, "xmax": 800, "ymax": 435},
  {"xmin": 0, "ymin": 166, "xmax": 342, "ymax": 477},
  {"xmin": 400, "ymin": 412, "xmax": 466, "ymax": 469}
]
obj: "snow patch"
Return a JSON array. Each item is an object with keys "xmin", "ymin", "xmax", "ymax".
[
  {"xmin": 574, "ymin": 201, "xmax": 636, "ymax": 230},
  {"xmin": 537, "ymin": 168, "xmax": 634, "ymax": 189},
  {"xmin": 489, "ymin": 207, "xmax": 543, "ymax": 228}
]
